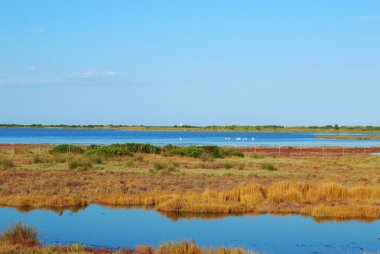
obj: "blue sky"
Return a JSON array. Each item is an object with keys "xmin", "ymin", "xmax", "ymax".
[{"xmin": 0, "ymin": 0, "xmax": 379, "ymax": 126}]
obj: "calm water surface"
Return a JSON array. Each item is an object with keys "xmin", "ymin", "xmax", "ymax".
[
  {"xmin": 1, "ymin": 128, "xmax": 380, "ymax": 147},
  {"xmin": 0, "ymin": 205, "xmax": 379, "ymax": 254}
]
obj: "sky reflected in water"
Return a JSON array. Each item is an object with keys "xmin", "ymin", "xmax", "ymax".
[{"xmin": 0, "ymin": 205, "xmax": 379, "ymax": 254}]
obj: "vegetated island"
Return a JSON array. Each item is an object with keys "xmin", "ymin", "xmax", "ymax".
[
  {"xmin": 315, "ymin": 135, "xmax": 380, "ymax": 140},
  {"xmin": 1, "ymin": 143, "xmax": 379, "ymax": 221},
  {"xmin": 1, "ymin": 124, "xmax": 380, "ymax": 133}
]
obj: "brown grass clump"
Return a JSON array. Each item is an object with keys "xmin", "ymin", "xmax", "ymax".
[
  {"xmin": 156, "ymin": 241, "xmax": 256, "ymax": 254},
  {"xmin": 0, "ymin": 158, "xmax": 14, "ymax": 170},
  {"xmin": 1, "ymin": 222, "xmax": 39, "ymax": 247}
]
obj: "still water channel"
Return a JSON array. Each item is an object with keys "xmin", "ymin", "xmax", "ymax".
[{"xmin": 0, "ymin": 205, "xmax": 379, "ymax": 254}]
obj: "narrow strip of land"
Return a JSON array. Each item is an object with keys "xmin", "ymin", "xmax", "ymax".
[{"xmin": 0, "ymin": 144, "xmax": 379, "ymax": 220}]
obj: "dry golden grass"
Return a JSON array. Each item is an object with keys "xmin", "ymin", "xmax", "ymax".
[{"xmin": 0, "ymin": 181, "xmax": 378, "ymax": 219}]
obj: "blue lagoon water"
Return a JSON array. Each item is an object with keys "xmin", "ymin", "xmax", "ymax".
[
  {"xmin": 0, "ymin": 205, "xmax": 379, "ymax": 254},
  {"xmin": 1, "ymin": 128, "xmax": 380, "ymax": 147}
]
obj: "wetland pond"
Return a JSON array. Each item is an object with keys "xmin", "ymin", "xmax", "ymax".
[
  {"xmin": 2, "ymin": 128, "xmax": 380, "ymax": 147},
  {"xmin": 0, "ymin": 205, "xmax": 379, "ymax": 254}
]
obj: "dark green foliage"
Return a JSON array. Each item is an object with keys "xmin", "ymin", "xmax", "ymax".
[
  {"xmin": 86, "ymin": 143, "xmax": 161, "ymax": 156},
  {"xmin": 163, "ymin": 145, "xmax": 224, "ymax": 158},
  {"xmin": 50, "ymin": 144, "xmax": 84, "ymax": 154},
  {"xmin": 53, "ymin": 143, "xmax": 243, "ymax": 159},
  {"xmin": 222, "ymin": 149, "xmax": 244, "ymax": 157}
]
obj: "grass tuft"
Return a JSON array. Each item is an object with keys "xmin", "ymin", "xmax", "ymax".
[
  {"xmin": 1, "ymin": 222, "xmax": 39, "ymax": 246},
  {"xmin": 260, "ymin": 163, "xmax": 277, "ymax": 171},
  {"xmin": 0, "ymin": 159, "xmax": 14, "ymax": 170},
  {"xmin": 68, "ymin": 158, "xmax": 92, "ymax": 170}
]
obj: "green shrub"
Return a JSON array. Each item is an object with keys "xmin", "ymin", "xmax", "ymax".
[
  {"xmin": 261, "ymin": 163, "xmax": 277, "ymax": 171},
  {"xmin": 1, "ymin": 222, "xmax": 39, "ymax": 246},
  {"xmin": 222, "ymin": 149, "xmax": 244, "ymax": 157},
  {"xmin": 50, "ymin": 144, "xmax": 84, "ymax": 154},
  {"xmin": 68, "ymin": 158, "xmax": 92, "ymax": 170},
  {"xmin": 86, "ymin": 143, "xmax": 161, "ymax": 157},
  {"xmin": 0, "ymin": 159, "xmax": 14, "ymax": 170},
  {"xmin": 33, "ymin": 156, "xmax": 44, "ymax": 164},
  {"xmin": 164, "ymin": 145, "xmax": 224, "ymax": 159}
]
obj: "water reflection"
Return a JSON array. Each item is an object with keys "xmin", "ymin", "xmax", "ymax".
[
  {"xmin": 3, "ymin": 204, "xmax": 378, "ymax": 223},
  {"xmin": 0, "ymin": 205, "xmax": 379, "ymax": 254}
]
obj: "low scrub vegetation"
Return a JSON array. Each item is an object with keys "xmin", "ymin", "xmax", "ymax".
[
  {"xmin": 48, "ymin": 143, "xmax": 244, "ymax": 160},
  {"xmin": 68, "ymin": 158, "xmax": 92, "ymax": 170},
  {"xmin": 50, "ymin": 144, "xmax": 84, "ymax": 154}
]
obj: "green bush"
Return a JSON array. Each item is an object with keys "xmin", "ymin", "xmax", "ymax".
[
  {"xmin": 164, "ymin": 145, "xmax": 225, "ymax": 159},
  {"xmin": 261, "ymin": 163, "xmax": 277, "ymax": 171},
  {"xmin": 33, "ymin": 156, "xmax": 44, "ymax": 164},
  {"xmin": 50, "ymin": 144, "xmax": 84, "ymax": 154},
  {"xmin": 222, "ymin": 149, "xmax": 244, "ymax": 157},
  {"xmin": 1, "ymin": 222, "xmax": 39, "ymax": 246},
  {"xmin": 68, "ymin": 158, "xmax": 92, "ymax": 170},
  {"xmin": 86, "ymin": 143, "xmax": 161, "ymax": 157}
]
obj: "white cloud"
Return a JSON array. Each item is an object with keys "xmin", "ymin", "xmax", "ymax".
[
  {"xmin": 25, "ymin": 65, "xmax": 37, "ymax": 72},
  {"xmin": 358, "ymin": 15, "xmax": 380, "ymax": 21},
  {"xmin": 70, "ymin": 70, "xmax": 126, "ymax": 78}
]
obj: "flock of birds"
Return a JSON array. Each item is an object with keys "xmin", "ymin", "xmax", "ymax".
[
  {"xmin": 225, "ymin": 137, "xmax": 255, "ymax": 141},
  {"xmin": 178, "ymin": 137, "xmax": 255, "ymax": 141}
]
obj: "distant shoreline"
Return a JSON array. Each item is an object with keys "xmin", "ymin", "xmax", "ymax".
[
  {"xmin": 1, "ymin": 124, "xmax": 380, "ymax": 133},
  {"xmin": 315, "ymin": 135, "xmax": 380, "ymax": 140}
]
